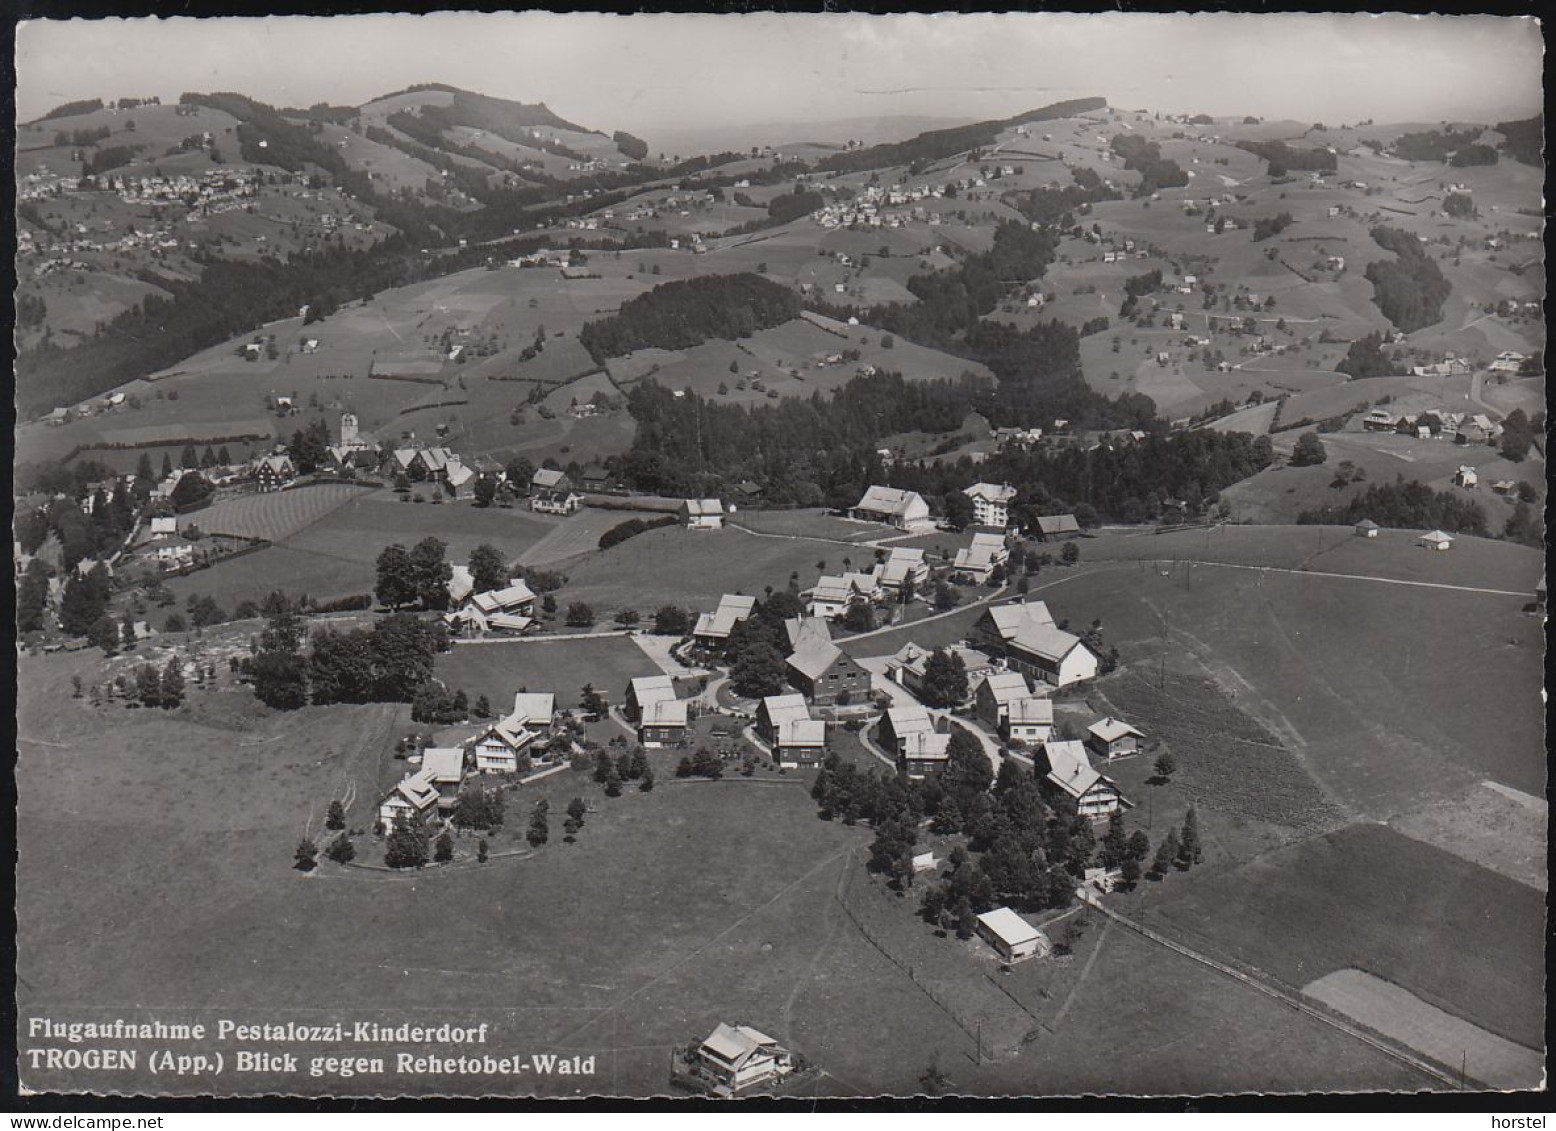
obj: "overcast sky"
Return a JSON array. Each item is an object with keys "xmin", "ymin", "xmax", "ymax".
[{"xmin": 15, "ymin": 12, "xmax": 1545, "ymax": 138}]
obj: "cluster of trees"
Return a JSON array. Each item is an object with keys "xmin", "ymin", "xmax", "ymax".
[
  {"xmin": 1496, "ymin": 408, "xmax": 1542, "ymax": 463},
  {"xmin": 451, "ymin": 783, "xmax": 506, "ymax": 831},
  {"xmin": 764, "ymin": 186, "xmax": 826, "ymax": 227},
  {"xmin": 1335, "ymin": 331, "xmax": 1398, "ymax": 380},
  {"xmin": 1297, "ymin": 476, "xmax": 1489, "ymax": 536},
  {"xmin": 411, "ymin": 681, "xmax": 470, "ymax": 724},
  {"xmin": 1391, "ymin": 127, "xmax": 1495, "ymax": 165},
  {"xmin": 375, "ymin": 538, "xmax": 454, "ymax": 611},
  {"xmin": 129, "ymin": 658, "xmax": 187, "ymax": 710},
  {"xmin": 1251, "ymin": 212, "xmax": 1294, "ymax": 242},
  {"xmin": 1119, "ymin": 269, "xmax": 1162, "ymax": 319},
  {"xmin": 1364, "ymin": 226, "xmax": 1451, "ymax": 333},
  {"xmin": 578, "ymin": 273, "xmax": 801, "ymax": 362},
  {"xmin": 613, "ymin": 130, "xmax": 649, "ymax": 161},
  {"xmin": 1495, "ymin": 116, "xmax": 1541, "ymax": 167},
  {"xmin": 1108, "ymin": 134, "xmax": 1189, "ymax": 196},
  {"xmin": 1011, "ymin": 166, "xmax": 1122, "ymax": 226},
  {"xmin": 38, "ymin": 97, "xmax": 105, "ymax": 120},
  {"xmin": 1289, "ymin": 432, "xmax": 1327, "ymax": 467},
  {"xmin": 305, "ymin": 615, "xmax": 448, "ymax": 706},
  {"xmin": 595, "ymin": 745, "xmax": 653, "ymax": 794},
  {"xmin": 1442, "ymin": 192, "xmax": 1476, "ymax": 219},
  {"xmin": 1235, "ymin": 139, "xmax": 1337, "ymax": 175},
  {"xmin": 598, "ymin": 514, "xmax": 677, "ymax": 551}
]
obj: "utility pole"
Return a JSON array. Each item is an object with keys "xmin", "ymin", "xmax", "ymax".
[{"xmin": 976, "ymin": 1019, "xmax": 983, "ymax": 1067}]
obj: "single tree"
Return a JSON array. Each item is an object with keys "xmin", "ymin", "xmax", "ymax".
[
  {"xmin": 1152, "ymin": 828, "xmax": 1180, "ymax": 878},
  {"xmin": 477, "ymin": 837, "xmax": 489, "ymax": 863},
  {"xmin": 920, "ymin": 648, "xmax": 969, "ymax": 709},
  {"xmin": 527, "ymin": 803, "xmax": 550, "ymax": 847},
  {"xmin": 1290, "ymin": 431, "xmax": 1327, "ymax": 467},
  {"xmin": 1153, "ymin": 749, "xmax": 1177, "ymax": 782},
  {"xmin": 566, "ymin": 602, "xmax": 596, "ymax": 628},
  {"xmin": 325, "ymin": 800, "xmax": 346, "ymax": 831},
  {"xmin": 639, "ymin": 765, "xmax": 655, "ymax": 792},
  {"xmin": 294, "ymin": 838, "xmax": 319, "ymax": 872},
  {"xmin": 385, "ymin": 820, "xmax": 430, "ymax": 869},
  {"xmin": 434, "ymin": 831, "xmax": 454, "ymax": 863},
  {"xmin": 374, "ymin": 544, "xmax": 418, "ymax": 609},
  {"xmin": 1178, "ymin": 805, "xmax": 1203, "ymax": 867},
  {"xmin": 1061, "ymin": 541, "xmax": 1081, "ymax": 565},
  {"xmin": 324, "ymin": 833, "xmax": 356, "ymax": 865},
  {"xmin": 579, "ymin": 683, "xmax": 607, "ymax": 720},
  {"xmin": 566, "ymin": 797, "xmax": 587, "ymax": 826},
  {"xmin": 467, "ymin": 543, "xmax": 507, "ymax": 594},
  {"xmin": 160, "ymin": 655, "xmax": 186, "ymax": 708}
]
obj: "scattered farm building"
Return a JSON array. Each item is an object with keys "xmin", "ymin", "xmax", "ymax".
[
  {"xmin": 975, "ymin": 907, "xmax": 1052, "ymax": 963},
  {"xmin": 756, "ymin": 694, "xmax": 827, "ymax": 766},
  {"xmin": 873, "ymin": 547, "xmax": 929, "ymax": 593},
  {"xmin": 973, "ymin": 670, "xmax": 1033, "ymax": 729},
  {"xmin": 625, "ymin": 675, "xmax": 688, "ymax": 746},
  {"xmin": 693, "ymin": 1024, "xmax": 796, "ymax": 1096},
  {"xmin": 1037, "ymin": 740, "xmax": 1124, "ymax": 818},
  {"xmin": 972, "ymin": 601, "xmax": 1098, "ymax": 687},
  {"xmin": 852, "ymin": 485, "xmax": 932, "ymax": 530},
  {"xmin": 693, "ymin": 594, "xmax": 758, "ymax": 649},
  {"xmin": 531, "ymin": 488, "xmax": 584, "ymax": 515},
  {"xmin": 680, "ymin": 498, "xmax": 725, "ymax": 530},
  {"xmin": 1004, "ymin": 697, "xmax": 1055, "ymax": 746},
  {"xmin": 1354, "ymin": 519, "xmax": 1381, "ymax": 538},
  {"xmin": 784, "ymin": 619, "xmax": 871, "ymax": 706},
  {"xmin": 1418, "ymin": 530, "xmax": 1455, "ymax": 551},
  {"xmin": 1034, "ymin": 513, "xmax": 1081, "ymax": 541},
  {"xmin": 253, "ymin": 454, "xmax": 296, "ymax": 493},
  {"xmin": 1086, "ymin": 717, "xmax": 1145, "ymax": 760},
  {"xmin": 953, "ymin": 532, "xmax": 1010, "ymax": 583},
  {"xmin": 899, "ymin": 730, "xmax": 952, "ymax": 779},
  {"xmin": 531, "ymin": 467, "xmax": 573, "ymax": 494}
]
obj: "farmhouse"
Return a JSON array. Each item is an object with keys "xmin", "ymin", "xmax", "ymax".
[
  {"xmin": 693, "ymin": 1024, "xmax": 795, "ymax": 1096},
  {"xmin": 851, "ymin": 485, "xmax": 932, "ymax": 530},
  {"xmin": 449, "ymin": 580, "xmax": 536, "ymax": 635},
  {"xmin": 1354, "ymin": 519, "xmax": 1381, "ymax": 538},
  {"xmin": 419, "ymin": 747, "xmax": 468, "ymax": 812},
  {"xmin": 378, "ymin": 771, "xmax": 440, "ymax": 831},
  {"xmin": 756, "ymin": 694, "xmax": 827, "ymax": 766},
  {"xmin": 471, "ymin": 719, "xmax": 535, "ymax": 774},
  {"xmin": 679, "ymin": 498, "xmax": 725, "ymax": 530},
  {"xmin": 1038, "ymin": 740, "xmax": 1124, "ymax": 818},
  {"xmin": 973, "ymin": 670, "xmax": 1033, "ymax": 729},
  {"xmin": 1418, "ymin": 530, "xmax": 1455, "ymax": 551},
  {"xmin": 953, "ymin": 532, "xmax": 1010, "ymax": 583},
  {"xmin": 693, "ymin": 594, "xmax": 758, "ymax": 649},
  {"xmin": 899, "ymin": 730, "xmax": 952, "ymax": 779},
  {"xmin": 531, "ymin": 489, "xmax": 583, "ymax": 515},
  {"xmin": 626, "ymin": 676, "xmax": 687, "ymax": 746},
  {"xmin": 873, "ymin": 547, "xmax": 929, "ymax": 593},
  {"xmin": 1004, "ymin": 697, "xmax": 1055, "ymax": 746},
  {"xmin": 1034, "ymin": 513, "xmax": 1081, "ymax": 541},
  {"xmin": 785, "ymin": 621, "xmax": 871, "ymax": 706},
  {"xmin": 972, "ymin": 601, "xmax": 1098, "ymax": 687},
  {"xmin": 880, "ymin": 702, "xmax": 935, "ymax": 756},
  {"xmin": 1087, "ymin": 717, "xmax": 1145, "ymax": 760},
  {"xmin": 531, "ymin": 467, "xmax": 573, "ymax": 494},
  {"xmin": 975, "ymin": 907, "xmax": 1052, "ymax": 963},
  {"xmin": 148, "ymin": 516, "xmax": 178, "ymax": 540},
  {"xmin": 1453, "ymin": 466, "xmax": 1479, "ymax": 489},
  {"xmin": 805, "ymin": 572, "xmax": 881, "ymax": 621},
  {"xmin": 443, "ymin": 460, "xmax": 477, "ymax": 501},
  {"xmin": 963, "ymin": 482, "xmax": 1018, "ymax": 528},
  {"xmin": 253, "ymin": 454, "xmax": 296, "ymax": 493}
]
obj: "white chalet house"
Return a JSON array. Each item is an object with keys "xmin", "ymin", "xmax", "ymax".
[
  {"xmin": 531, "ymin": 488, "xmax": 584, "ymax": 515},
  {"xmin": 379, "ymin": 771, "xmax": 440, "ymax": 830},
  {"xmin": 805, "ymin": 572, "xmax": 881, "ymax": 620},
  {"xmin": 964, "ymin": 482, "xmax": 1017, "ymax": 528},
  {"xmin": 852, "ymin": 485, "xmax": 932, "ymax": 530},
  {"xmin": 471, "ymin": 692, "xmax": 557, "ymax": 772},
  {"xmin": 693, "ymin": 1024, "xmax": 795, "ymax": 1096},
  {"xmin": 1038, "ymin": 740, "xmax": 1124, "ymax": 818}
]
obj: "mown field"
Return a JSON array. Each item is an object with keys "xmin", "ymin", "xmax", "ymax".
[
  {"xmin": 193, "ymin": 483, "xmax": 376, "ymax": 540},
  {"xmin": 1139, "ymin": 824, "xmax": 1545, "ymax": 1052}
]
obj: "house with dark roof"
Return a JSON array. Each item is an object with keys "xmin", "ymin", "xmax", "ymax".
[
  {"xmin": 756, "ymin": 694, "xmax": 827, "ymax": 766},
  {"xmin": 1086, "ymin": 717, "xmax": 1145, "ymax": 760},
  {"xmin": 1034, "ymin": 513, "xmax": 1081, "ymax": 540},
  {"xmin": 785, "ymin": 631, "xmax": 871, "ymax": 707},
  {"xmin": 1037, "ymin": 740, "xmax": 1124, "ymax": 818}
]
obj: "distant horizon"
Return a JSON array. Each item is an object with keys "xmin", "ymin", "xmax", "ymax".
[{"xmin": 15, "ymin": 13, "xmax": 1544, "ymax": 140}]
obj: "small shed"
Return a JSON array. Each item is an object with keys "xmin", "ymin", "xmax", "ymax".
[
  {"xmin": 975, "ymin": 907, "xmax": 1052, "ymax": 963},
  {"xmin": 1353, "ymin": 519, "xmax": 1380, "ymax": 538},
  {"xmin": 912, "ymin": 852, "xmax": 939, "ymax": 874},
  {"xmin": 1418, "ymin": 530, "xmax": 1455, "ymax": 551}
]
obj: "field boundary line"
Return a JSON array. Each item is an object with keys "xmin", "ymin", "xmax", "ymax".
[
  {"xmin": 1076, "ymin": 891, "xmax": 1463, "ymax": 1089},
  {"xmin": 1142, "ymin": 557, "xmax": 1530, "ymax": 599}
]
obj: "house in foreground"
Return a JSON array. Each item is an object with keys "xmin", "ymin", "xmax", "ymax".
[
  {"xmin": 1037, "ymin": 740, "xmax": 1124, "ymax": 818},
  {"xmin": 898, "ymin": 730, "xmax": 951, "ymax": 779},
  {"xmin": 472, "ymin": 692, "xmax": 558, "ymax": 772},
  {"xmin": 784, "ymin": 622, "xmax": 871, "ymax": 707},
  {"xmin": 975, "ymin": 907, "xmax": 1052, "ymax": 963},
  {"xmin": 379, "ymin": 771, "xmax": 441, "ymax": 831},
  {"xmin": 692, "ymin": 1023, "xmax": 796, "ymax": 1096}
]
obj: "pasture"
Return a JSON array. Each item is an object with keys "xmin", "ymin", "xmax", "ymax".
[
  {"xmin": 558, "ymin": 524, "xmax": 847, "ymax": 613},
  {"xmin": 727, "ymin": 508, "xmax": 890, "ymax": 544},
  {"xmin": 433, "ymin": 635, "xmax": 661, "ymax": 711},
  {"xmin": 1140, "ymin": 824, "xmax": 1545, "ymax": 1052}
]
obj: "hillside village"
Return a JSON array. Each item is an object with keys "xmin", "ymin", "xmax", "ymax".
[{"xmin": 12, "ymin": 33, "xmax": 1546, "ymax": 1103}]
